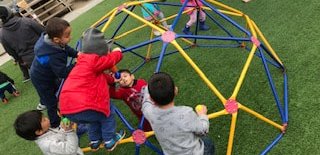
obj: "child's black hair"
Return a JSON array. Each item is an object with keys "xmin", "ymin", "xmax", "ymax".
[
  {"xmin": 14, "ymin": 110, "xmax": 43, "ymax": 140},
  {"xmin": 45, "ymin": 17, "xmax": 70, "ymax": 39},
  {"xmin": 148, "ymin": 72, "xmax": 175, "ymax": 106},
  {"xmin": 118, "ymin": 69, "xmax": 132, "ymax": 75}
]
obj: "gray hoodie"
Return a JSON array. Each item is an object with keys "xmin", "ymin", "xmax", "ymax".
[{"xmin": 0, "ymin": 16, "xmax": 44, "ymax": 64}]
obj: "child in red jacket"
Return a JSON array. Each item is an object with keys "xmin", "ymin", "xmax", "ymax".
[
  {"xmin": 59, "ymin": 28, "xmax": 125, "ymax": 151},
  {"xmin": 110, "ymin": 69, "xmax": 152, "ymax": 131}
]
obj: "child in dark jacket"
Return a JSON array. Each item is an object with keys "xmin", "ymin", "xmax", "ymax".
[
  {"xmin": 0, "ymin": 71, "xmax": 19, "ymax": 103},
  {"xmin": 0, "ymin": 5, "xmax": 44, "ymax": 82},
  {"xmin": 110, "ymin": 69, "xmax": 152, "ymax": 131},
  {"xmin": 30, "ymin": 17, "xmax": 78, "ymax": 128},
  {"xmin": 59, "ymin": 28, "xmax": 125, "ymax": 151}
]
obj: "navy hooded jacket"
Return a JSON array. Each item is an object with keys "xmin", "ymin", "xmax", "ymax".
[{"xmin": 30, "ymin": 33, "xmax": 78, "ymax": 84}]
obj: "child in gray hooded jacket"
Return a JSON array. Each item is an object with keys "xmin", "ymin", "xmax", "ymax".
[{"xmin": 142, "ymin": 72, "xmax": 215, "ymax": 155}]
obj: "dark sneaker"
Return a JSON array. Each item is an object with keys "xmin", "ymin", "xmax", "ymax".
[
  {"xmin": 90, "ymin": 140, "xmax": 101, "ymax": 151},
  {"xmin": 105, "ymin": 130, "xmax": 126, "ymax": 151},
  {"xmin": 36, "ymin": 103, "xmax": 47, "ymax": 111},
  {"xmin": 13, "ymin": 91, "xmax": 20, "ymax": 97},
  {"xmin": 2, "ymin": 98, "xmax": 8, "ymax": 104}
]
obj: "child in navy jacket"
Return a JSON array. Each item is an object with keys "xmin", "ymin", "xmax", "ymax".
[{"xmin": 30, "ymin": 17, "xmax": 78, "ymax": 128}]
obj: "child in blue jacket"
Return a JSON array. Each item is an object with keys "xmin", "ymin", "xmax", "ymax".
[{"xmin": 30, "ymin": 17, "xmax": 78, "ymax": 128}]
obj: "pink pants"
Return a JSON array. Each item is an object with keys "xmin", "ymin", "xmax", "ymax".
[{"xmin": 186, "ymin": 10, "xmax": 206, "ymax": 27}]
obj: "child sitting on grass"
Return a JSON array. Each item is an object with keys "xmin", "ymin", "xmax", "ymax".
[
  {"xmin": 59, "ymin": 28, "xmax": 125, "ymax": 151},
  {"xmin": 14, "ymin": 110, "xmax": 83, "ymax": 155},
  {"xmin": 0, "ymin": 71, "xmax": 19, "ymax": 104},
  {"xmin": 110, "ymin": 69, "xmax": 152, "ymax": 131},
  {"xmin": 142, "ymin": 72, "xmax": 215, "ymax": 155}
]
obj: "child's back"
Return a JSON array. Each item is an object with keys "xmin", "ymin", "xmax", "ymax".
[{"xmin": 142, "ymin": 72, "xmax": 214, "ymax": 155}]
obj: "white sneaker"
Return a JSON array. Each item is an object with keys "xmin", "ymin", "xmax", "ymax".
[
  {"xmin": 153, "ymin": 30, "xmax": 161, "ymax": 36},
  {"xmin": 36, "ymin": 103, "xmax": 47, "ymax": 111}
]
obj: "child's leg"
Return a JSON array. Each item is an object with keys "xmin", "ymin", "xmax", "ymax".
[
  {"xmin": 201, "ymin": 136, "xmax": 215, "ymax": 155},
  {"xmin": 186, "ymin": 10, "xmax": 198, "ymax": 27},
  {"xmin": 199, "ymin": 10, "xmax": 210, "ymax": 30},
  {"xmin": 199, "ymin": 10, "xmax": 206, "ymax": 22},
  {"xmin": 0, "ymin": 88, "xmax": 6, "ymax": 100},
  {"xmin": 157, "ymin": 12, "xmax": 169, "ymax": 28},
  {"xmin": 5, "ymin": 83, "xmax": 19, "ymax": 96}
]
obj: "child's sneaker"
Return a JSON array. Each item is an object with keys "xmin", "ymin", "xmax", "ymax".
[
  {"xmin": 2, "ymin": 98, "xmax": 8, "ymax": 104},
  {"xmin": 89, "ymin": 140, "xmax": 101, "ymax": 151},
  {"xmin": 36, "ymin": 103, "xmax": 47, "ymax": 111},
  {"xmin": 13, "ymin": 91, "xmax": 20, "ymax": 97},
  {"xmin": 105, "ymin": 130, "xmax": 126, "ymax": 151}
]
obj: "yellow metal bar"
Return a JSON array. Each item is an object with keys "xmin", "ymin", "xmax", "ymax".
[
  {"xmin": 208, "ymin": 109, "xmax": 228, "ymax": 119},
  {"xmin": 126, "ymin": 0, "xmax": 158, "ymax": 7},
  {"xmin": 82, "ymin": 131, "xmax": 155, "ymax": 152},
  {"xmin": 239, "ymin": 104, "xmax": 284, "ymax": 130},
  {"xmin": 218, "ymin": 9, "xmax": 243, "ymax": 17},
  {"xmin": 122, "ymin": 8, "xmax": 164, "ymax": 33},
  {"xmin": 114, "ymin": 24, "xmax": 147, "ymax": 40},
  {"xmin": 146, "ymin": 30, "xmax": 154, "ymax": 59},
  {"xmin": 251, "ymin": 20, "xmax": 283, "ymax": 65},
  {"xmin": 227, "ymin": 113, "xmax": 238, "ymax": 155},
  {"xmin": 172, "ymin": 41, "xmax": 227, "ymax": 103},
  {"xmin": 231, "ymin": 45, "xmax": 257, "ymax": 99},
  {"xmin": 101, "ymin": 9, "xmax": 118, "ymax": 33},
  {"xmin": 244, "ymin": 15, "xmax": 257, "ymax": 38},
  {"xmin": 206, "ymin": 0, "xmax": 243, "ymax": 15},
  {"xmin": 90, "ymin": 8, "xmax": 117, "ymax": 28}
]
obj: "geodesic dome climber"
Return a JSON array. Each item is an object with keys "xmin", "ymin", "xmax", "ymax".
[{"xmin": 79, "ymin": 0, "xmax": 289, "ymax": 154}]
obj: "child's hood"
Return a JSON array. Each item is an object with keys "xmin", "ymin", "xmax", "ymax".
[{"xmin": 34, "ymin": 33, "xmax": 65, "ymax": 56}]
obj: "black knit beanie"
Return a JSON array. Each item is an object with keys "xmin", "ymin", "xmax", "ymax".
[
  {"xmin": 0, "ymin": 5, "xmax": 13, "ymax": 23},
  {"xmin": 81, "ymin": 28, "xmax": 113, "ymax": 56}
]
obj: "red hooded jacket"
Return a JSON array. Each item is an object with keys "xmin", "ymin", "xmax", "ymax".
[{"xmin": 59, "ymin": 50, "xmax": 122, "ymax": 117}]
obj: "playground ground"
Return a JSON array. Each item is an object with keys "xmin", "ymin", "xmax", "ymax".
[{"xmin": 0, "ymin": 0, "xmax": 319, "ymax": 154}]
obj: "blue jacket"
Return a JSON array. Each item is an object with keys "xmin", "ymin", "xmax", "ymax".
[{"xmin": 30, "ymin": 33, "xmax": 78, "ymax": 84}]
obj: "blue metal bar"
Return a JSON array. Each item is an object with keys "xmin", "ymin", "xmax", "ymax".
[
  {"xmin": 95, "ymin": 6, "xmax": 134, "ymax": 29},
  {"xmin": 171, "ymin": 0, "xmax": 189, "ymax": 31},
  {"xmin": 132, "ymin": 61, "xmax": 147, "ymax": 74},
  {"xmin": 204, "ymin": 9, "xmax": 243, "ymax": 46},
  {"xmin": 122, "ymin": 38, "xmax": 161, "ymax": 53},
  {"xmin": 200, "ymin": 0, "xmax": 251, "ymax": 36},
  {"xmin": 260, "ymin": 133, "xmax": 284, "ymax": 155},
  {"xmin": 138, "ymin": 115, "xmax": 145, "ymax": 130},
  {"xmin": 283, "ymin": 72, "xmax": 289, "ymax": 123},
  {"xmin": 144, "ymin": 140, "xmax": 164, "ymax": 155},
  {"xmin": 111, "ymin": 104, "xmax": 135, "ymax": 132},
  {"xmin": 113, "ymin": 42, "xmax": 146, "ymax": 59},
  {"xmin": 241, "ymin": 43, "xmax": 281, "ymax": 68},
  {"xmin": 153, "ymin": 2, "xmax": 183, "ymax": 7},
  {"xmin": 155, "ymin": 43, "xmax": 169, "ymax": 72},
  {"xmin": 135, "ymin": 144, "xmax": 141, "ymax": 155},
  {"xmin": 197, "ymin": 44, "xmax": 241, "ymax": 48},
  {"xmin": 111, "ymin": 6, "xmax": 136, "ymax": 39},
  {"xmin": 259, "ymin": 47, "xmax": 285, "ymax": 122},
  {"xmin": 177, "ymin": 34, "xmax": 250, "ymax": 41},
  {"xmin": 150, "ymin": 45, "xmax": 193, "ymax": 60},
  {"xmin": 205, "ymin": 10, "xmax": 237, "ymax": 40},
  {"xmin": 260, "ymin": 44, "xmax": 284, "ymax": 70}
]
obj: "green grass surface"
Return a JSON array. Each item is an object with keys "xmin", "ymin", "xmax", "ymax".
[{"xmin": 0, "ymin": 0, "xmax": 319, "ymax": 154}]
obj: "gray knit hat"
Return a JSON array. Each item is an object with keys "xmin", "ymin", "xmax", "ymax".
[
  {"xmin": 0, "ymin": 5, "xmax": 13, "ymax": 23},
  {"xmin": 81, "ymin": 28, "xmax": 113, "ymax": 56}
]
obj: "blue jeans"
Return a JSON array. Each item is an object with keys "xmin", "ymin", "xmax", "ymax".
[
  {"xmin": 65, "ymin": 109, "xmax": 116, "ymax": 142},
  {"xmin": 31, "ymin": 77, "xmax": 60, "ymax": 128},
  {"xmin": 201, "ymin": 136, "xmax": 215, "ymax": 155}
]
